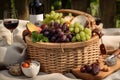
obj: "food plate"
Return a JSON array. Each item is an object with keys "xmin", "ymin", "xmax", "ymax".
[{"xmin": 72, "ymin": 56, "xmax": 120, "ymax": 80}]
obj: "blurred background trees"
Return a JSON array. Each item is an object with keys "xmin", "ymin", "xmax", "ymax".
[{"xmin": 0, "ymin": 0, "xmax": 120, "ymax": 28}]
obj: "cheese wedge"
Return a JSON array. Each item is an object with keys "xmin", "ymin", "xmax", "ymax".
[{"xmin": 26, "ymin": 22, "xmax": 42, "ymax": 33}]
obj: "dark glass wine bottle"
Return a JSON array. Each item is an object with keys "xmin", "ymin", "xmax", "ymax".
[{"xmin": 29, "ymin": 0, "xmax": 44, "ymax": 23}]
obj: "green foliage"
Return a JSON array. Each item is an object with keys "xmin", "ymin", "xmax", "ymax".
[
  {"xmin": 31, "ymin": 31, "xmax": 49, "ymax": 43},
  {"xmin": 51, "ymin": 0, "xmax": 62, "ymax": 10},
  {"xmin": 51, "ymin": 0, "xmax": 71, "ymax": 10},
  {"xmin": 10, "ymin": 0, "xmax": 15, "ymax": 10},
  {"xmin": 116, "ymin": 1, "xmax": 120, "ymax": 28},
  {"xmin": 90, "ymin": 0, "xmax": 99, "ymax": 17},
  {"xmin": 116, "ymin": 1, "xmax": 120, "ymax": 16},
  {"xmin": 10, "ymin": 0, "xmax": 16, "ymax": 18}
]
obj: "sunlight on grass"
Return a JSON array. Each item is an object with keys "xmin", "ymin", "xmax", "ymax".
[{"xmin": 116, "ymin": 19, "xmax": 120, "ymax": 28}]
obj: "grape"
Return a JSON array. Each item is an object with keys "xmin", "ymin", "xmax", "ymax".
[
  {"xmin": 67, "ymin": 34, "xmax": 72, "ymax": 40},
  {"xmin": 62, "ymin": 23, "xmax": 67, "ymax": 31},
  {"xmin": 61, "ymin": 35, "xmax": 67, "ymax": 42},
  {"xmin": 50, "ymin": 28, "xmax": 56, "ymax": 34},
  {"xmin": 58, "ymin": 24, "xmax": 63, "ymax": 28},
  {"xmin": 58, "ymin": 31, "xmax": 64, "ymax": 37},
  {"xmin": 50, "ymin": 36, "xmax": 56, "ymax": 42},
  {"xmin": 76, "ymin": 34, "xmax": 81, "ymax": 41},
  {"xmin": 43, "ymin": 31, "xmax": 49, "ymax": 36},
  {"xmin": 42, "ymin": 18, "xmax": 49, "ymax": 24},
  {"xmin": 80, "ymin": 66, "xmax": 86, "ymax": 73},
  {"xmin": 50, "ymin": 11, "xmax": 55, "ymax": 15},
  {"xmin": 85, "ymin": 34, "xmax": 91, "ymax": 40},
  {"xmin": 65, "ymin": 38, "xmax": 70, "ymax": 42},
  {"xmin": 78, "ymin": 24, "xmax": 84, "ymax": 31},
  {"xmin": 43, "ymin": 11, "xmax": 65, "ymax": 25},
  {"xmin": 49, "ymin": 21, "xmax": 54, "ymax": 27},
  {"xmin": 68, "ymin": 13, "xmax": 72, "ymax": 16},
  {"xmin": 40, "ymin": 24, "xmax": 48, "ymax": 30},
  {"xmin": 55, "ymin": 37, "xmax": 61, "ymax": 43},
  {"xmin": 72, "ymin": 36, "xmax": 76, "ymax": 42},
  {"xmin": 75, "ymin": 27, "xmax": 80, "ymax": 33},
  {"xmin": 84, "ymin": 28, "xmax": 91, "ymax": 36},
  {"xmin": 84, "ymin": 65, "xmax": 92, "ymax": 73},
  {"xmin": 56, "ymin": 28, "xmax": 62, "ymax": 33},
  {"xmin": 59, "ymin": 13, "xmax": 63, "ymax": 18},
  {"xmin": 54, "ymin": 22, "xmax": 60, "ymax": 28},
  {"xmin": 81, "ymin": 36, "xmax": 86, "ymax": 41},
  {"xmin": 79, "ymin": 31, "xmax": 85, "ymax": 38},
  {"xmin": 60, "ymin": 18, "xmax": 65, "ymax": 24},
  {"xmin": 45, "ymin": 14, "xmax": 50, "ymax": 18},
  {"xmin": 69, "ymin": 27, "xmax": 74, "ymax": 32},
  {"xmin": 54, "ymin": 13, "xmax": 59, "ymax": 20},
  {"xmin": 55, "ymin": 19, "xmax": 60, "ymax": 24},
  {"xmin": 91, "ymin": 63, "xmax": 100, "ymax": 75},
  {"xmin": 50, "ymin": 13, "xmax": 56, "ymax": 19},
  {"xmin": 74, "ymin": 22, "xmax": 80, "ymax": 27},
  {"xmin": 69, "ymin": 24, "xmax": 74, "ymax": 28}
]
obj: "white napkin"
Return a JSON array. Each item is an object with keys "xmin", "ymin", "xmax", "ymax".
[
  {"xmin": 102, "ymin": 28, "xmax": 120, "ymax": 50},
  {"xmin": 0, "ymin": 20, "xmax": 28, "ymax": 65},
  {"xmin": 0, "ymin": 24, "xmax": 11, "ymax": 46},
  {"xmin": 0, "ymin": 71, "xmax": 80, "ymax": 80},
  {"xmin": 0, "ymin": 20, "xmax": 120, "ymax": 80}
]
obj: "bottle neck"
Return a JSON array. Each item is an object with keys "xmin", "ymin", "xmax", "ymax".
[
  {"xmin": 33, "ymin": 0, "xmax": 42, "ymax": 6},
  {"xmin": 33, "ymin": 0, "xmax": 40, "ymax": 3},
  {"xmin": 29, "ymin": 0, "xmax": 44, "ymax": 14}
]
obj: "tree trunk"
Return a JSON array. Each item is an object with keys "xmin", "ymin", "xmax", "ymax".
[
  {"xmin": 71, "ymin": 0, "xmax": 90, "ymax": 12},
  {"xmin": 99, "ymin": 0, "xmax": 116, "ymax": 28},
  {"xmin": 0, "ymin": 0, "xmax": 29, "ymax": 20},
  {"xmin": 15, "ymin": 0, "xmax": 29, "ymax": 20},
  {"xmin": 0, "ymin": 0, "xmax": 10, "ymax": 19}
]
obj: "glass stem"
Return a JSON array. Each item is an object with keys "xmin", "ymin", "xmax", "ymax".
[{"xmin": 10, "ymin": 30, "xmax": 13, "ymax": 44}]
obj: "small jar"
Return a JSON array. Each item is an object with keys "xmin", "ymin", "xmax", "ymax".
[{"xmin": 8, "ymin": 64, "xmax": 22, "ymax": 76}]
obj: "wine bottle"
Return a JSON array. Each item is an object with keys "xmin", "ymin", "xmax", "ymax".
[{"xmin": 29, "ymin": 0, "xmax": 44, "ymax": 24}]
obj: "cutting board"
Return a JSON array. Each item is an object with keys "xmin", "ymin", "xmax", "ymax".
[{"xmin": 72, "ymin": 57, "xmax": 120, "ymax": 80}]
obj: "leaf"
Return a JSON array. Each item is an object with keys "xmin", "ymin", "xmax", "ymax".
[
  {"xmin": 31, "ymin": 31, "xmax": 38, "ymax": 43},
  {"xmin": 42, "ymin": 37, "xmax": 49, "ymax": 42},
  {"xmin": 31, "ymin": 31, "xmax": 49, "ymax": 43},
  {"xmin": 37, "ymin": 34, "xmax": 43, "ymax": 41}
]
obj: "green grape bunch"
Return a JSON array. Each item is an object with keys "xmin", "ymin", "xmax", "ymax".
[
  {"xmin": 69, "ymin": 22, "xmax": 92, "ymax": 42},
  {"xmin": 42, "ymin": 11, "xmax": 65, "ymax": 25}
]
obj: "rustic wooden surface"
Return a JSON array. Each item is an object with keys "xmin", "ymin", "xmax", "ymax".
[{"xmin": 72, "ymin": 57, "xmax": 120, "ymax": 80}]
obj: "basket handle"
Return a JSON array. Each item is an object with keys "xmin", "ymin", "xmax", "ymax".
[
  {"xmin": 92, "ymin": 28, "xmax": 103, "ymax": 38},
  {"xmin": 56, "ymin": 9, "xmax": 96, "ymax": 30}
]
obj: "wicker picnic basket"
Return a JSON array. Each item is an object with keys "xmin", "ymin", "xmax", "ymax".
[{"xmin": 25, "ymin": 9, "xmax": 101, "ymax": 73}]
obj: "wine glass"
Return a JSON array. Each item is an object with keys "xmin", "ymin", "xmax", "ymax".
[{"xmin": 3, "ymin": 10, "xmax": 19, "ymax": 44}]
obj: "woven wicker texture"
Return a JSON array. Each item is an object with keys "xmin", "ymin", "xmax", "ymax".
[{"xmin": 25, "ymin": 9, "xmax": 100, "ymax": 73}]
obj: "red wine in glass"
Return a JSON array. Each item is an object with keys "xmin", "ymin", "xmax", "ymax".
[
  {"xmin": 4, "ymin": 19, "xmax": 19, "ymax": 31},
  {"xmin": 3, "ymin": 10, "xmax": 19, "ymax": 44}
]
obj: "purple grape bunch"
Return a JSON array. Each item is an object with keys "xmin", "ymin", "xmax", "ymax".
[{"xmin": 41, "ymin": 21, "xmax": 73, "ymax": 43}]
